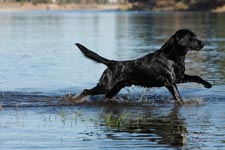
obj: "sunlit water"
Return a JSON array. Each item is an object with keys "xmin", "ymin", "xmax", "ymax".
[{"xmin": 0, "ymin": 10, "xmax": 225, "ymax": 149}]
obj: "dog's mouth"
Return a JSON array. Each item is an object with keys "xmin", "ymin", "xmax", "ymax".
[
  {"xmin": 186, "ymin": 47, "xmax": 201, "ymax": 51},
  {"xmin": 188, "ymin": 43, "xmax": 204, "ymax": 51},
  {"xmin": 192, "ymin": 46, "xmax": 203, "ymax": 51},
  {"xmin": 187, "ymin": 40, "xmax": 204, "ymax": 51}
]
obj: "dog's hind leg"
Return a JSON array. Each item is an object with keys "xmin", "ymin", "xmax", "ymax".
[
  {"xmin": 105, "ymin": 82, "xmax": 125, "ymax": 99},
  {"xmin": 70, "ymin": 85, "xmax": 106, "ymax": 103},
  {"xmin": 83, "ymin": 85, "xmax": 106, "ymax": 96}
]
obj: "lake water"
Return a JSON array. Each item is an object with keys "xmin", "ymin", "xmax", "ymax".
[{"xmin": 0, "ymin": 10, "xmax": 225, "ymax": 149}]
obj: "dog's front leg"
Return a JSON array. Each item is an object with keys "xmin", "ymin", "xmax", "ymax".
[
  {"xmin": 180, "ymin": 74, "xmax": 212, "ymax": 88},
  {"xmin": 165, "ymin": 83, "xmax": 183, "ymax": 104}
]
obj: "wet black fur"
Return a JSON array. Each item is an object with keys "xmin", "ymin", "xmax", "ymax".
[{"xmin": 75, "ymin": 29, "xmax": 212, "ymax": 103}]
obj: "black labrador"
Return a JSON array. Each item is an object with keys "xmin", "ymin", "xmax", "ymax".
[{"xmin": 74, "ymin": 29, "xmax": 212, "ymax": 104}]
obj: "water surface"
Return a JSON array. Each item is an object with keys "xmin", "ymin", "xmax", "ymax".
[{"xmin": 0, "ymin": 10, "xmax": 225, "ymax": 149}]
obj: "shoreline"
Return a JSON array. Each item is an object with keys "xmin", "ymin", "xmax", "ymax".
[
  {"xmin": 1, "ymin": 2, "xmax": 225, "ymax": 13},
  {"xmin": 0, "ymin": 2, "xmax": 132, "ymax": 11}
]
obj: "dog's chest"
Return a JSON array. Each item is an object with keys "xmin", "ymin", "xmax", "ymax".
[
  {"xmin": 173, "ymin": 60, "xmax": 185, "ymax": 77},
  {"xmin": 161, "ymin": 59, "xmax": 185, "ymax": 79}
]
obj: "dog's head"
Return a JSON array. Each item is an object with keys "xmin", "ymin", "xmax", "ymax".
[{"xmin": 174, "ymin": 29, "xmax": 204, "ymax": 51}]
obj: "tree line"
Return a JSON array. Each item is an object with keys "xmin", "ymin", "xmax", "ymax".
[{"xmin": 1, "ymin": 0, "xmax": 225, "ymax": 11}]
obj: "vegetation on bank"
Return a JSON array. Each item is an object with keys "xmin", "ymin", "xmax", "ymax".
[{"xmin": 1, "ymin": 0, "xmax": 225, "ymax": 11}]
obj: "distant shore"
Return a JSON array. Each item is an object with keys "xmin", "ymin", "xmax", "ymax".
[
  {"xmin": 0, "ymin": 2, "xmax": 132, "ymax": 11},
  {"xmin": 0, "ymin": 2, "xmax": 225, "ymax": 12}
]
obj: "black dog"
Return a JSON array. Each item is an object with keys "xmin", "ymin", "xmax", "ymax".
[{"xmin": 74, "ymin": 29, "xmax": 212, "ymax": 104}]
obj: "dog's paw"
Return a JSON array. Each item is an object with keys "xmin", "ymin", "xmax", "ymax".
[
  {"xmin": 204, "ymin": 82, "xmax": 212, "ymax": 88},
  {"xmin": 175, "ymin": 99, "xmax": 184, "ymax": 105},
  {"xmin": 61, "ymin": 93, "xmax": 76, "ymax": 99},
  {"xmin": 60, "ymin": 94, "xmax": 86, "ymax": 104},
  {"xmin": 69, "ymin": 95, "xmax": 86, "ymax": 103}
]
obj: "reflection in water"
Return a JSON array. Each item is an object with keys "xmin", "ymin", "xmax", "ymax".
[
  {"xmin": 1, "ymin": 101, "xmax": 225, "ymax": 150},
  {"xmin": 100, "ymin": 105, "xmax": 186, "ymax": 147}
]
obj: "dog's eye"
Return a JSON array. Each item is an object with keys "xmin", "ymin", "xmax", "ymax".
[{"xmin": 190, "ymin": 37, "xmax": 196, "ymax": 41}]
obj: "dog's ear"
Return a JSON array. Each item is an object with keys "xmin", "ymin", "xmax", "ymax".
[
  {"xmin": 175, "ymin": 30, "xmax": 190, "ymax": 46},
  {"xmin": 175, "ymin": 31, "xmax": 183, "ymax": 45}
]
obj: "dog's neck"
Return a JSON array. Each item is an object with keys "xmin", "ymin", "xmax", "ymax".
[{"xmin": 160, "ymin": 37, "xmax": 188, "ymax": 63}]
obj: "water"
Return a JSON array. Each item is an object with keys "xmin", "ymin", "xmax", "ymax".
[{"xmin": 0, "ymin": 10, "xmax": 225, "ymax": 149}]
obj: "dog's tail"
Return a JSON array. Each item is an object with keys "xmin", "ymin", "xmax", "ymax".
[{"xmin": 75, "ymin": 43, "xmax": 114, "ymax": 67}]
